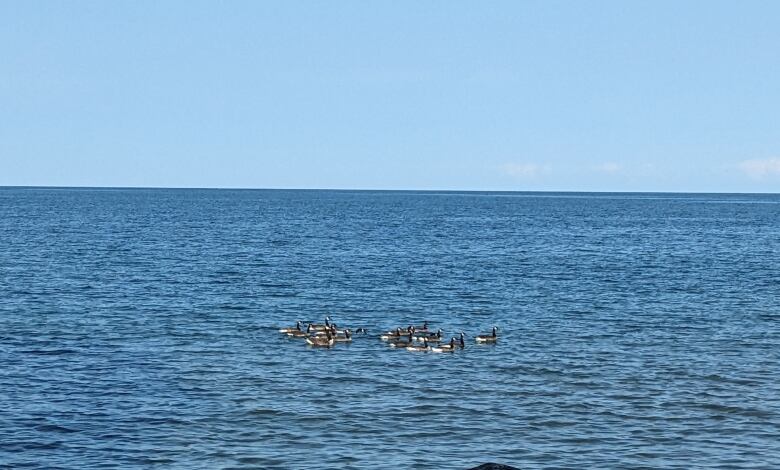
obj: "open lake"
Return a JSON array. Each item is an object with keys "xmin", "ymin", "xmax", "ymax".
[{"xmin": 1, "ymin": 188, "xmax": 779, "ymax": 469}]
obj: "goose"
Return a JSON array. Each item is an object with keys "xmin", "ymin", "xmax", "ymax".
[
  {"xmin": 475, "ymin": 326, "xmax": 498, "ymax": 343},
  {"xmin": 309, "ymin": 316, "xmax": 332, "ymax": 332},
  {"xmin": 380, "ymin": 327, "xmax": 400, "ymax": 340},
  {"xmin": 354, "ymin": 328, "xmax": 368, "ymax": 334},
  {"xmin": 431, "ymin": 337, "xmax": 457, "ymax": 353},
  {"xmin": 329, "ymin": 324, "xmax": 348, "ymax": 335},
  {"xmin": 287, "ymin": 324, "xmax": 313, "ymax": 338},
  {"xmin": 312, "ymin": 324, "xmax": 339, "ymax": 337},
  {"xmin": 406, "ymin": 338, "xmax": 430, "ymax": 352},
  {"xmin": 279, "ymin": 321, "xmax": 303, "ymax": 334},
  {"xmin": 414, "ymin": 329, "xmax": 443, "ymax": 342},
  {"xmin": 413, "ymin": 321, "xmax": 429, "ymax": 332},
  {"xmin": 333, "ymin": 329, "xmax": 352, "ymax": 342},
  {"xmin": 458, "ymin": 332, "xmax": 466, "ymax": 348},
  {"xmin": 388, "ymin": 332, "xmax": 414, "ymax": 348},
  {"xmin": 306, "ymin": 331, "xmax": 334, "ymax": 347},
  {"xmin": 380, "ymin": 327, "xmax": 408, "ymax": 341}
]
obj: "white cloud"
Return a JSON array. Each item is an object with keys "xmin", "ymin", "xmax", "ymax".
[
  {"xmin": 739, "ymin": 158, "xmax": 780, "ymax": 179},
  {"xmin": 502, "ymin": 162, "xmax": 548, "ymax": 178}
]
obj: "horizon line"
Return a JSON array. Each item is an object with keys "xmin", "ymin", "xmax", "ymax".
[{"xmin": 0, "ymin": 185, "xmax": 777, "ymax": 195}]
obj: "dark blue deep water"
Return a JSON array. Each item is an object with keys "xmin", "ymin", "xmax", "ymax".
[{"xmin": 1, "ymin": 188, "xmax": 779, "ymax": 469}]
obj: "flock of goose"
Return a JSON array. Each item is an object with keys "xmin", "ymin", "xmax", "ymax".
[{"xmin": 279, "ymin": 316, "xmax": 498, "ymax": 353}]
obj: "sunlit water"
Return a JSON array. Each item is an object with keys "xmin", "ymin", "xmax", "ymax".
[{"xmin": 1, "ymin": 188, "xmax": 779, "ymax": 469}]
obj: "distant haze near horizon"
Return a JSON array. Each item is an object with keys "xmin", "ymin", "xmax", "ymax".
[
  {"xmin": 2, "ymin": 1, "xmax": 779, "ymax": 193},
  {"xmin": 2, "ymin": 186, "xmax": 780, "ymax": 195}
]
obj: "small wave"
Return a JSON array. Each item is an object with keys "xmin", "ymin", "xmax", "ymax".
[
  {"xmin": 34, "ymin": 424, "xmax": 79, "ymax": 434},
  {"xmin": 20, "ymin": 349, "xmax": 78, "ymax": 356},
  {"xmin": 697, "ymin": 403, "xmax": 774, "ymax": 418},
  {"xmin": 250, "ymin": 408, "xmax": 286, "ymax": 417}
]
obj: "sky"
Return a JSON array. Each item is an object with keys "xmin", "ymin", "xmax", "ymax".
[{"xmin": 1, "ymin": 1, "xmax": 779, "ymax": 192}]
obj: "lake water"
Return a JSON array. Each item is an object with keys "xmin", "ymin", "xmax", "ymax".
[{"xmin": 1, "ymin": 188, "xmax": 779, "ymax": 469}]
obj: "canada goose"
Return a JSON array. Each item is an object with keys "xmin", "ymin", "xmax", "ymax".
[
  {"xmin": 458, "ymin": 332, "xmax": 466, "ymax": 348},
  {"xmin": 475, "ymin": 326, "xmax": 498, "ymax": 343},
  {"xmin": 306, "ymin": 331, "xmax": 334, "ymax": 347},
  {"xmin": 329, "ymin": 324, "xmax": 347, "ymax": 335},
  {"xmin": 381, "ymin": 326, "xmax": 413, "ymax": 340},
  {"xmin": 287, "ymin": 324, "xmax": 313, "ymax": 338},
  {"xmin": 413, "ymin": 321, "xmax": 429, "ymax": 332},
  {"xmin": 309, "ymin": 316, "xmax": 332, "ymax": 332},
  {"xmin": 312, "ymin": 324, "xmax": 338, "ymax": 337},
  {"xmin": 431, "ymin": 337, "xmax": 457, "ymax": 353},
  {"xmin": 406, "ymin": 338, "xmax": 430, "ymax": 352},
  {"xmin": 333, "ymin": 329, "xmax": 352, "ymax": 342},
  {"xmin": 279, "ymin": 321, "xmax": 302, "ymax": 334},
  {"xmin": 388, "ymin": 332, "xmax": 414, "ymax": 348},
  {"xmin": 380, "ymin": 327, "xmax": 402, "ymax": 340},
  {"xmin": 355, "ymin": 328, "xmax": 367, "ymax": 334},
  {"xmin": 414, "ymin": 329, "xmax": 443, "ymax": 342}
]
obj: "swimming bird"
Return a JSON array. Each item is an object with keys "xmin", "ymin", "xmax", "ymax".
[
  {"xmin": 278, "ymin": 321, "xmax": 303, "ymax": 334},
  {"xmin": 475, "ymin": 326, "xmax": 498, "ymax": 343},
  {"xmin": 388, "ymin": 332, "xmax": 414, "ymax": 348},
  {"xmin": 414, "ymin": 328, "xmax": 443, "ymax": 342},
  {"xmin": 309, "ymin": 316, "xmax": 332, "ymax": 332},
  {"xmin": 306, "ymin": 330, "xmax": 334, "ymax": 347},
  {"xmin": 380, "ymin": 327, "xmax": 400, "ymax": 340},
  {"xmin": 431, "ymin": 337, "xmax": 457, "ymax": 353},
  {"xmin": 458, "ymin": 332, "xmax": 466, "ymax": 348},
  {"xmin": 333, "ymin": 329, "xmax": 352, "ymax": 342},
  {"xmin": 312, "ymin": 324, "xmax": 337, "ymax": 337},
  {"xmin": 287, "ymin": 324, "xmax": 312, "ymax": 338},
  {"xmin": 406, "ymin": 338, "xmax": 430, "ymax": 352},
  {"xmin": 380, "ymin": 327, "xmax": 409, "ymax": 341}
]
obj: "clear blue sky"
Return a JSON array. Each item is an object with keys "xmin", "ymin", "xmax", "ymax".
[{"xmin": 2, "ymin": 1, "xmax": 779, "ymax": 192}]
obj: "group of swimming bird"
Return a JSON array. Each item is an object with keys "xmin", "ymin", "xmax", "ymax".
[
  {"xmin": 278, "ymin": 318, "xmax": 364, "ymax": 347},
  {"xmin": 279, "ymin": 316, "xmax": 498, "ymax": 353}
]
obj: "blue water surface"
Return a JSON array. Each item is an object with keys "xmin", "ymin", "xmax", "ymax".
[{"xmin": 1, "ymin": 188, "xmax": 779, "ymax": 469}]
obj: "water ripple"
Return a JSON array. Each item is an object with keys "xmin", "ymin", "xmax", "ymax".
[{"xmin": 1, "ymin": 189, "xmax": 779, "ymax": 468}]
